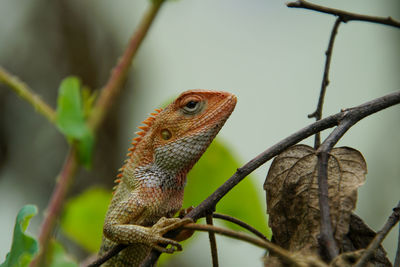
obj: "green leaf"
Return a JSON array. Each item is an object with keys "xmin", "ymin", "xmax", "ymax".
[
  {"xmin": 46, "ymin": 240, "xmax": 78, "ymax": 267},
  {"xmin": 56, "ymin": 77, "xmax": 94, "ymax": 168},
  {"xmin": 61, "ymin": 187, "xmax": 111, "ymax": 252},
  {"xmin": 1, "ymin": 205, "xmax": 38, "ymax": 267},
  {"xmin": 185, "ymin": 139, "xmax": 271, "ymax": 237}
]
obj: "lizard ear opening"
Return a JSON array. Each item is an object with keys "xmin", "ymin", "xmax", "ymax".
[{"xmin": 161, "ymin": 129, "xmax": 172, "ymax": 140}]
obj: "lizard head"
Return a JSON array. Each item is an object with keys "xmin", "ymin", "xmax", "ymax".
[
  {"xmin": 150, "ymin": 90, "xmax": 237, "ymax": 173},
  {"xmin": 156, "ymin": 90, "xmax": 236, "ymax": 143},
  {"xmin": 127, "ymin": 90, "xmax": 236, "ymax": 175}
]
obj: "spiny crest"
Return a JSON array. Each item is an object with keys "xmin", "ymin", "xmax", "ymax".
[{"xmin": 113, "ymin": 108, "xmax": 163, "ymax": 186}]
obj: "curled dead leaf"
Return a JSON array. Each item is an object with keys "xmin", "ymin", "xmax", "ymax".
[{"xmin": 264, "ymin": 144, "xmax": 367, "ymax": 253}]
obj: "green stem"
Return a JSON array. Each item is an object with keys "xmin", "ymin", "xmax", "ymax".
[
  {"xmin": 0, "ymin": 66, "xmax": 56, "ymax": 124},
  {"xmin": 30, "ymin": 1, "xmax": 166, "ymax": 266},
  {"xmin": 89, "ymin": 0, "xmax": 165, "ymax": 131},
  {"xmin": 30, "ymin": 147, "xmax": 79, "ymax": 267}
]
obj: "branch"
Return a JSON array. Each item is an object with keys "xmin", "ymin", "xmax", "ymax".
[
  {"xmin": 88, "ymin": 213, "xmax": 269, "ymax": 267},
  {"xmin": 206, "ymin": 214, "xmax": 219, "ymax": 267},
  {"xmin": 86, "ymin": 244, "xmax": 125, "ymax": 267},
  {"xmin": 287, "ymin": 0, "xmax": 400, "ymax": 29},
  {"xmin": 30, "ymin": 148, "xmax": 79, "ymax": 267},
  {"xmin": 395, "ymin": 223, "xmax": 400, "ymax": 267},
  {"xmin": 309, "ymin": 18, "xmax": 341, "ymax": 149},
  {"xmin": 313, "ymin": 113, "xmax": 361, "ymax": 261},
  {"xmin": 314, "ymin": 90, "xmax": 400, "ymax": 261},
  {"xmin": 182, "ymin": 223, "xmax": 326, "ymax": 267},
  {"xmin": 31, "ymin": 1, "xmax": 166, "ymax": 266},
  {"xmin": 0, "ymin": 66, "xmax": 56, "ymax": 124},
  {"xmin": 142, "ymin": 90, "xmax": 400, "ymax": 266},
  {"xmin": 315, "ymin": 151, "xmax": 338, "ymax": 261},
  {"xmin": 88, "ymin": 0, "xmax": 164, "ymax": 131},
  {"xmin": 354, "ymin": 201, "xmax": 400, "ymax": 267},
  {"xmin": 212, "ymin": 213, "xmax": 267, "ymax": 240}
]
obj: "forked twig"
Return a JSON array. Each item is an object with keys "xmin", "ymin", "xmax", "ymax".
[
  {"xmin": 142, "ymin": 91, "xmax": 400, "ymax": 266},
  {"xmin": 354, "ymin": 201, "xmax": 400, "ymax": 267},
  {"xmin": 287, "ymin": 0, "xmax": 400, "ymax": 29}
]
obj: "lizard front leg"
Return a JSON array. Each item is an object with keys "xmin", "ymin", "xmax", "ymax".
[{"xmin": 103, "ymin": 196, "xmax": 192, "ymax": 253}]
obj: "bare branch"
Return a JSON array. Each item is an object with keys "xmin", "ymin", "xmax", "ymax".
[
  {"xmin": 88, "ymin": 212, "xmax": 269, "ymax": 267},
  {"xmin": 309, "ymin": 18, "xmax": 341, "ymax": 149},
  {"xmin": 86, "ymin": 244, "xmax": 125, "ymax": 267},
  {"xmin": 315, "ymin": 151, "xmax": 338, "ymax": 261},
  {"xmin": 142, "ymin": 90, "xmax": 400, "ymax": 266},
  {"xmin": 287, "ymin": 0, "xmax": 400, "ymax": 29},
  {"xmin": 395, "ymin": 223, "xmax": 400, "ymax": 267},
  {"xmin": 354, "ymin": 201, "xmax": 400, "ymax": 267},
  {"xmin": 314, "ymin": 99, "xmax": 375, "ymax": 261},
  {"xmin": 213, "ymin": 213, "xmax": 268, "ymax": 240},
  {"xmin": 206, "ymin": 214, "xmax": 219, "ymax": 267},
  {"xmin": 182, "ymin": 223, "xmax": 325, "ymax": 267}
]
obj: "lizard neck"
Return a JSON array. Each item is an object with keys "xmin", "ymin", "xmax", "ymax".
[{"xmin": 133, "ymin": 163, "xmax": 187, "ymax": 191}]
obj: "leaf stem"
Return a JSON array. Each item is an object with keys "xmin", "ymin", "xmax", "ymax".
[{"xmin": 0, "ymin": 66, "xmax": 56, "ymax": 124}]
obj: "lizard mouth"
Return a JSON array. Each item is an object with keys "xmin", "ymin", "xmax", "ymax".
[{"xmin": 200, "ymin": 93, "xmax": 237, "ymax": 132}]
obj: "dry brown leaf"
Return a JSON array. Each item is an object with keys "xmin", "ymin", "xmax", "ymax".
[{"xmin": 264, "ymin": 144, "xmax": 367, "ymax": 254}]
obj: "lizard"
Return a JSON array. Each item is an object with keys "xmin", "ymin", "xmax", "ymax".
[{"xmin": 98, "ymin": 89, "xmax": 237, "ymax": 266}]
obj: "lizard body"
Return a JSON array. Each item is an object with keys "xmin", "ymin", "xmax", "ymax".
[{"xmin": 99, "ymin": 90, "xmax": 236, "ymax": 266}]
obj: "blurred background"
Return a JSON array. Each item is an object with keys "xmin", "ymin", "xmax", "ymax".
[{"xmin": 0, "ymin": 0, "xmax": 399, "ymax": 266}]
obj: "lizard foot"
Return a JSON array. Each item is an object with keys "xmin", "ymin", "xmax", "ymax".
[{"xmin": 149, "ymin": 217, "xmax": 193, "ymax": 253}]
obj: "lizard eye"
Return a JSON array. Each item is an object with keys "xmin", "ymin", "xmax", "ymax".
[
  {"xmin": 182, "ymin": 99, "xmax": 203, "ymax": 114},
  {"xmin": 185, "ymin": 101, "xmax": 198, "ymax": 110}
]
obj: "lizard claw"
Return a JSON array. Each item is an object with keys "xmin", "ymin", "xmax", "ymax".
[{"xmin": 148, "ymin": 217, "xmax": 193, "ymax": 253}]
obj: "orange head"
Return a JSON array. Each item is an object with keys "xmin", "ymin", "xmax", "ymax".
[{"xmin": 127, "ymin": 90, "xmax": 236, "ymax": 177}]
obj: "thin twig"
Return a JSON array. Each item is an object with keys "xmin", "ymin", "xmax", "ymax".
[
  {"xmin": 0, "ymin": 66, "xmax": 56, "ymax": 124},
  {"xmin": 309, "ymin": 18, "xmax": 341, "ymax": 149},
  {"xmin": 89, "ymin": 0, "xmax": 165, "ymax": 131},
  {"xmin": 287, "ymin": 0, "xmax": 400, "ymax": 29},
  {"xmin": 394, "ymin": 221, "xmax": 400, "ymax": 267},
  {"xmin": 30, "ymin": 1, "xmax": 166, "ymax": 266},
  {"xmin": 212, "ymin": 213, "xmax": 267, "ymax": 240},
  {"xmin": 86, "ymin": 244, "xmax": 125, "ymax": 267},
  {"xmin": 315, "ymin": 151, "xmax": 338, "ymax": 261},
  {"xmin": 206, "ymin": 214, "xmax": 219, "ymax": 267},
  {"xmin": 182, "ymin": 223, "xmax": 320, "ymax": 267},
  {"xmin": 30, "ymin": 147, "xmax": 79, "ymax": 267},
  {"xmin": 315, "ymin": 106, "xmax": 365, "ymax": 261},
  {"xmin": 141, "ymin": 90, "xmax": 400, "ymax": 266},
  {"xmin": 354, "ymin": 201, "xmax": 400, "ymax": 267},
  {"xmin": 89, "ymin": 212, "xmax": 270, "ymax": 266}
]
